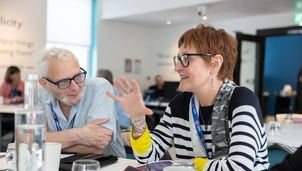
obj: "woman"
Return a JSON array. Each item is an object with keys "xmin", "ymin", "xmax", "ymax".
[
  {"xmin": 107, "ymin": 24, "xmax": 269, "ymax": 170},
  {"xmin": 0, "ymin": 66, "xmax": 24, "ymax": 104}
]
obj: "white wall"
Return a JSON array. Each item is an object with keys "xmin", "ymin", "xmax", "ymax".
[
  {"xmin": 149, "ymin": 11, "xmax": 296, "ymax": 81},
  {"xmin": 98, "ymin": 20, "xmax": 153, "ymax": 91},
  {"xmin": 101, "ymin": 0, "xmax": 223, "ymax": 19},
  {"xmin": 97, "ymin": 11, "xmax": 296, "ymax": 90},
  {"xmin": 0, "ymin": 0, "xmax": 46, "ymax": 81}
]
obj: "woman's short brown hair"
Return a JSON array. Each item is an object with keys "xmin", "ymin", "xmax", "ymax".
[
  {"xmin": 178, "ymin": 23, "xmax": 238, "ymax": 80},
  {"xmin": 4, "ymin": 66, "xmax": 21, "ymax": 83}
]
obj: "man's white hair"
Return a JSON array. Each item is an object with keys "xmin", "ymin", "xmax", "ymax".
[{"xmin": 36, "ymin": 47, "xmax": 79, "ymax": 77}]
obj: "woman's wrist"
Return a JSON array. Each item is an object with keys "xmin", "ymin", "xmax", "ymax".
[{"xmin": 131, "ymin": 116, "xmax": 146, "ymax": 139}]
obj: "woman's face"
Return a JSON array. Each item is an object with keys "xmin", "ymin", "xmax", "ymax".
[
  {"xmin": 174, "ymin": 44, "xmax": 212, "ymax": 93},
  {"xmin": 10, "ymin": 72, "xmax": 21, "ymax": 83}
]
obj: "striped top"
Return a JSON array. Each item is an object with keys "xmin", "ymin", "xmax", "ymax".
[{"xmin": 135, "ymin": 87, "xmax": 269, "ymax": 171}]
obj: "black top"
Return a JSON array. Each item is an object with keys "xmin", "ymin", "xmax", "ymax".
[{"xmin": 148, "ymin": 85, "xmax": 165, "ymax": 100}]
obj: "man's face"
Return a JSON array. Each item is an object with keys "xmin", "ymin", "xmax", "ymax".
[
  {"xmin": 42, "ymin": 57, "xmax": 84, "ymax": 106},
  {"xmin": 156, "ymin": 76, "xmax": 164, "ymax": 86}
]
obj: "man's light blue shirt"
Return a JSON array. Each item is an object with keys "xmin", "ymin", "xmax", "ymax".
[{"xmin": 38, "ymin": 78, "xmax": 125, "ymax": 157}]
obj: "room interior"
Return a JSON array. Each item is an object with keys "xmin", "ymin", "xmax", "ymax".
[{"xmin": 1, "ymin": 0, "xmax": 302, "ymax": 168}]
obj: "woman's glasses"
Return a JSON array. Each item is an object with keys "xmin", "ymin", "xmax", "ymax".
[{"xmin": 173, "ymin": 53, "xmax": 211, "ymax": 67}]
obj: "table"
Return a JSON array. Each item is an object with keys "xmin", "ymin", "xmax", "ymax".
[
  {"xmin": 0, "ymin": 105, "xmax": 23, "ymax": 151},
  {"xmin": 266, "ymin": 123, "xmax": 302, "ymax": 148},
  {"xmin": 145, "ymin": 101, "xmax": 168, "ymax": 114},
  {"xmin": 0, "ymin": 105, "xmax": 22, "ymax": 113},
  {"xmin": 0, "ymin": 152, "xmax": 139, "ymax": 170}
]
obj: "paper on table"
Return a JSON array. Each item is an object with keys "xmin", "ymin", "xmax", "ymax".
[{"xmin": 60, "ymin": 154, "xmax": 75, "ymax": 159}]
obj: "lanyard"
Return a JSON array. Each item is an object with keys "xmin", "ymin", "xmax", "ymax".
[
  {"xmin": 50, "ymin": 102, "xmax": 76, "ymax": 131},
  {"xmin": 191, "ymin": 95, "xmax": 212, "ymax": 159}
]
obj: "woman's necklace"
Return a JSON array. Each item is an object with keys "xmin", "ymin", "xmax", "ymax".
[{"xmin": 199, "ymin": 107, "xmax": 213, "ymax": 131}]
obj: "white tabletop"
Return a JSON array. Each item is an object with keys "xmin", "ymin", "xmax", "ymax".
[
  {"xmin": 0, "ymin": 105, "xmax": 24, "ymax": 113},
  {"xmin": 266, "ymin": 123, "xmax": 302, "ymax": 148},
  {"xmin": 144, "ymin": 101, "xmax": 168, "ymax": 107},
  {"xmin": 0, "ymin": 153, "xmax": 139, "ymax": 170}
]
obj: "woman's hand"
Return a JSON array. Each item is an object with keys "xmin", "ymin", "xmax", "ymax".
[
  {"xmin": 106, "ymin": 76, "xmax": 153, "ymax": 139},
  {"xmin": 106, "ymin": 76, "xmax": 153, "ymax": 120}
]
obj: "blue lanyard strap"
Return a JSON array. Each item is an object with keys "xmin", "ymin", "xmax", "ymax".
[
  {"xmin": 191, "ymin": 95, "xmax": 211, "ymax": 159},
  {"xmin": 50, "ymin": 102, "xmax": 76, "ymax": 131}
]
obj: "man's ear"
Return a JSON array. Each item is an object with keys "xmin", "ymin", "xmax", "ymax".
[
  {"xmin": 38, "ymin": 77, "xmax": 51, "ymax": 92},
  {"xmin": 211, "ymin": 54, "xmax": 223, "ymax": 74}
]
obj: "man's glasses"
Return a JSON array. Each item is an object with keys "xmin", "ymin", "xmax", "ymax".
[
  {"xmin": 43, "ymin": 67, "xmax": 87, "ymax": 90},
  {"xmin": 173, "ymin": 53, "xmax": 211, "ymax": 67}
]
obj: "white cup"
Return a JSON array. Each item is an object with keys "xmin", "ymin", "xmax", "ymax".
[
  {"xmin": 163, "ymin": 166, "xmax": 195, "ymax": 171},
  {"xmin": 44, "ymin": 142, "xmax": 62, "ymax": 171}
]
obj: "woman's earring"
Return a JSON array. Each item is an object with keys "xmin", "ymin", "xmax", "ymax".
[{"xmin": 211, "ymin": 73, "xmax": 214, "ymax": 88}]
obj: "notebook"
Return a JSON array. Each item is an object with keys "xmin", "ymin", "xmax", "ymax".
[{"xmin": 59, "ymin": 153, "xmax": 118, "ymax": 171}]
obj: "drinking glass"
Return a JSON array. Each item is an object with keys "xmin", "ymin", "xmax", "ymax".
[
  {"xmin": 5, "ymin": 143, "xmax": 15, "ymax": 170},
  {"xmin": 15, "ymin": 109, "xmax": 46, "ymax": 171},
  {"xmin": 72, "ymin": 159, "xmax": 100, "ymax": 171},
  {"xmin": 268, "ymin": 121, "xmax": 281, "ymax": 131},
  {"xmin": 172, "ymin": 159, "xmax": 196, "ymax": 170},
  {"xmin": 267, "ymin": 121, "xmax": 281, "ymax": 136}
]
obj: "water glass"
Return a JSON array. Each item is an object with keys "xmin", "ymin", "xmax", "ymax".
[
  {"xmin": 72, "ymin": 159, "xmax": 100, "ymax": 171},
  {"xmin": 6, "ymin": 143, "xmax": 15, "ymax": 170},
  {"xmin": 172, "ymin": 159, "xmax": 196, "ymax": 170},
  {"xmin": 267, "ymin": 121, "xmax": 281, "ymax": 136},
  {"xmin": 268, "ymin": 121, "xmax": 281, "ymax": 131},
  {"xmin": 15, "ymin": 109, "xmax": 46, "ymax": 171}
]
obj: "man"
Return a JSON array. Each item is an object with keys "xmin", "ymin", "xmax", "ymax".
[
  {"xmin": 148, "ymin": 75, "xmax": 165, "ymax": 100},
  {"xmin": 37, "ymin": 47, "xmax": 125, "ymax": 158}
]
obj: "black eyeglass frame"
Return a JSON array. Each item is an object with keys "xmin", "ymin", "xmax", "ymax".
[
  {"xmin": 173, "ymin": 53, "xmax": 212, "ymax": 67},
  {"xmin": 43, "ymin": 67, "xmax": 87, "ymax": 90}
]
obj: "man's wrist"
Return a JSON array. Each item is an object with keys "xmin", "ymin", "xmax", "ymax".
[{"xmin": 72, "ymin": 128, "xmax": 83, "ymax": 143}]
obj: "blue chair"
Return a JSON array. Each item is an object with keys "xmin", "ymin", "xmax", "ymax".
[{"xmin": 268, "ymin": 147, "xmax": 289, "ymax": 169}]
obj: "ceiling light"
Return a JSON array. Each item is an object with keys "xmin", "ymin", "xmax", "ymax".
[
  {"xmin": 197, "ymin": 5, "xmax": 208, "ymax": 20},
  {"xmin": 166, "ymin": 21, "xmax": 171, "ymax": 25}
]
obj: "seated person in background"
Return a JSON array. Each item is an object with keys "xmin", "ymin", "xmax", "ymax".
[
  {"xmin": 270, "ymin": 145, "xmax": 302, "ymax": 171},
  {"xmin": 148, "ymin": 75, "xmax": 165, "ymax": 101},
  {"xmin": 97, "ymin": 69, "xmax": 131, "ymax": 130},
  {"xmin": 107, "ymin": 23, "xmax": 268, "ymax": 170},
  {"xmin": 0, "ymin": 65, "xmax": 24, "ymax": 104},
  {"xmin": 37, "ymin": 47, "xmax": 125, "ymax": 158}
]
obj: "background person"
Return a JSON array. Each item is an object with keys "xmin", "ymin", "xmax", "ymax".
[
  {"xmin": 107, "ymin": 23, "xmax": 268, "ymax": 170},
  {"xmin": 0, "ymin": 65, "xmax": 24, "ymax": 104},
  {"xmin": 148, "ymin": 75, "xmax": 165, "ymax": 101},
  {"xmin": 0, "ymin": 65, "xmax": 24, "ymax": 140},
  {"xmin": 37, "ymin": 47, "xmax": 125, "ymax": 157},
  {"xmin": 97, "ymin": 69, "xmax": 131, "ymax": 129}
]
